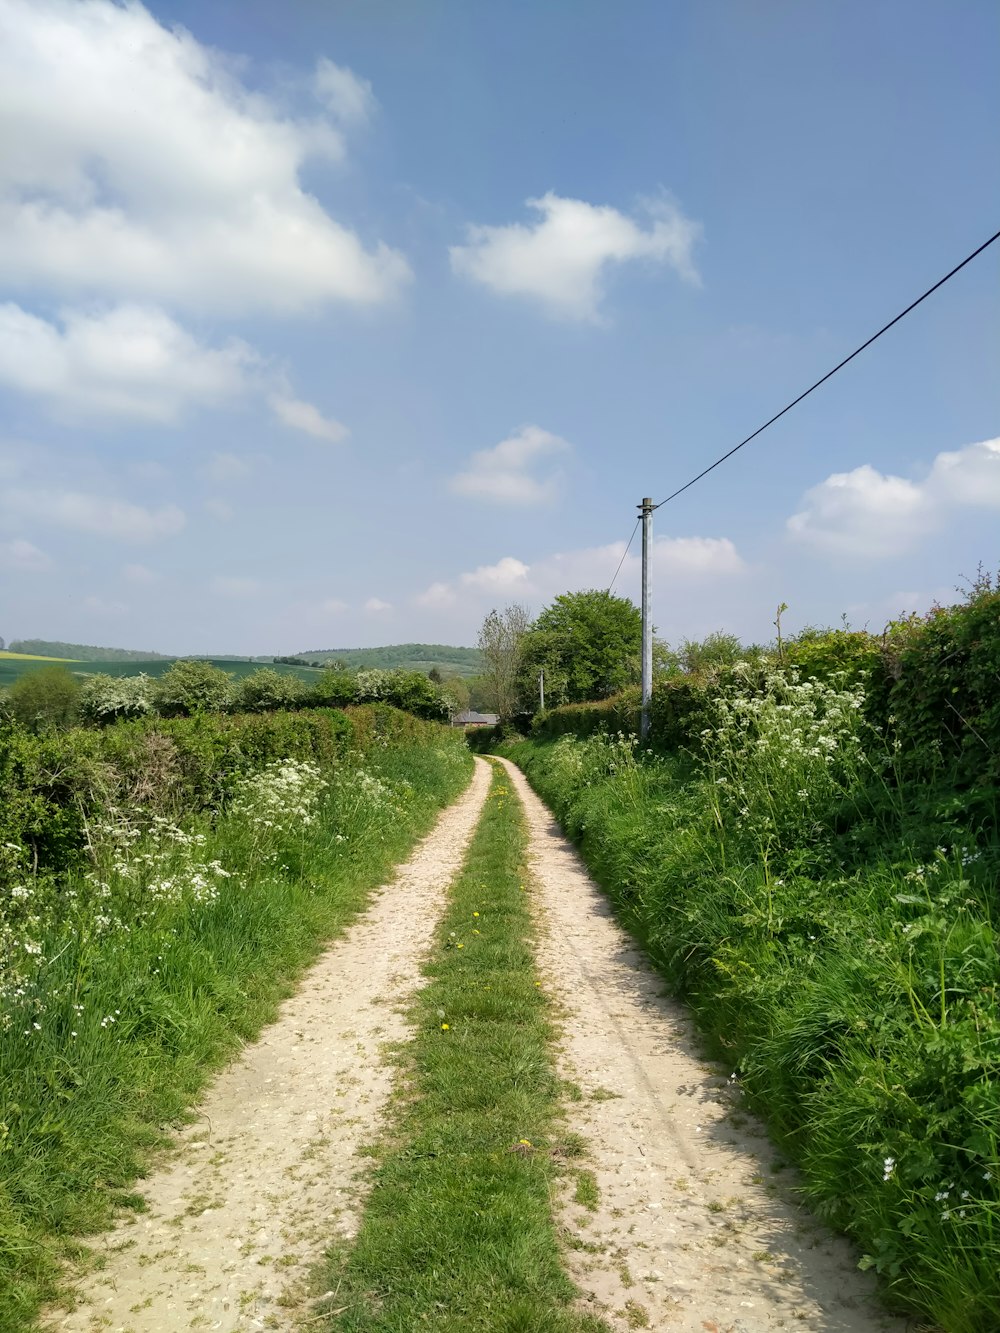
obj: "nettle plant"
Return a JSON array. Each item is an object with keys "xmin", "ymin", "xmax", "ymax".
[{"xmin": 700, "ymin": 666, "xmax": 869, "ymax": 857}]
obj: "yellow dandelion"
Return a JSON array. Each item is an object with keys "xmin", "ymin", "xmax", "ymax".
[
  {"xmin": 473, "ymin": 912, "xmax": 479, "ymax": 918},
  {"xmin": 518, "ymin": 1139, "xmax": 532, "ymax": 1147},
  {"xmin": 457, "ymin": 942, "xmax": 464, "ymax": 949},
  {"xmin": 441, "ymin": 1023, "xmax": 450, "ymax": 1030}
]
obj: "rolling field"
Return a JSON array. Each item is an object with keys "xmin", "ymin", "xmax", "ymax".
[{"xmin": 0, "ymin": 655, "xmax": 324, "ymax": 688}]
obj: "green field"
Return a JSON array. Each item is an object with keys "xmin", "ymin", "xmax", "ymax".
[
  {"xmin": 0, "ymin": 656, "xmax": 324, "ymax": 688},
  {"xmin": 299, "ymin": 642, "xmax": 483, "ymax": 676}
]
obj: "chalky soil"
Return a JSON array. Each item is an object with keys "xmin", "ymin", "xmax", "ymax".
[
  {"xmin": 47, "ymin": 759, "xmax": 492, "ymax": 1333},
  {"xmin": 498, "ymin": 757, "xmax": 906, "ymax": 1333}
]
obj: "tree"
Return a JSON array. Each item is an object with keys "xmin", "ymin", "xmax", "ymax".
[
  {"xmin": 440, "ymin": 675, "xmax": 470, "ymax": 719},
  {"xmin": 477, "ymin": 604, "xmax": 530, "ymax": 720},
  {"xmin": 520, "ymin": 590, "xmax": 641, "ymax": 706},
  {"xmin": 7, "ymin": 666, "xmax": 81, "ymax": 732}
]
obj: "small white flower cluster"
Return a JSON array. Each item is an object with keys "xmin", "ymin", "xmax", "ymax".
[
  {"xmin": 231, "ymin": 758, "xmax": 327, "ymax": 833},
  {"xmin": 700, "ymin": 669, "xmax": 868, "ymax": 846},
  {"xmin": 89, "ymin": 808, "xmax": 234, "ymax": 914}
]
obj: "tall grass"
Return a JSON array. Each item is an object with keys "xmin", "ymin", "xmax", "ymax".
[
  {"xmin": 0, "ymin": 731, "xmax": 472, "ymax": 1331},
  {"xmin": 502, "ymin": 670, "xmax": 1000, "ymax": 1332}
]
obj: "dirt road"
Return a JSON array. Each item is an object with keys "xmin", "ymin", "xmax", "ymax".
[
  {"xmin": 48, "ymin": 758, "xmax": 492, "ymax": 1333},
  {"xmin": 498, "ymin": 757, "xmax": 907, "ymax": 1333}
]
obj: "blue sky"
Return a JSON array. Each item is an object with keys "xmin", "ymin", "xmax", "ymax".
[{"xmin": 1, "ymin": 0, "xmax": 997, "ymax": 655}]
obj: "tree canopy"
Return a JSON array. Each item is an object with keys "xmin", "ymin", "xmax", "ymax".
[
  {"xmin": 477, "ymin": 604, "xmax": 530, "ymax": 719},
  {"xmin": 519, "ymin": 590, "xmax": 641, "ymax": 706}
]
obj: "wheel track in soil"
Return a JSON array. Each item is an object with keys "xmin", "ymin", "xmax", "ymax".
[
  {"xmin": 497, "ymin": 756, "xmax": 910, "ymax": 1333},
  {"xmin": 45, "ymin": 758, "xmax": 492, "ymax": 1333}
]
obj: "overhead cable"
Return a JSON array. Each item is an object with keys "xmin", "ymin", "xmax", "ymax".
[
  {"xmin": 653, "ymin": 227, "xmax": 1000, "ymax": 510},
  {"xmin": 607, "ymin": 517, "xmax": 640, "ymax": 594}
]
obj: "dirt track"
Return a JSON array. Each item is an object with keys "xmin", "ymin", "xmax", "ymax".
[
  {"xmin": 498, "ymin": 757, "xmax": 907, "ymax": 1333},
  {"xmin": 47, "ymin": 758, "xmax": 491, "ymax": 1333},
  {"xmin": 47, "ymin": 754, "xmax": 909, "ymax": 1332}
]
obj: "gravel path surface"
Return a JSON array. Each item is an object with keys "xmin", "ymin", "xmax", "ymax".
[
  {"xmin": 47, "ymin": 758, "xmax": 492, "ymax": 1333},
  {"xmin": 498, "ymin": 757, "xmax": 907, "ymax": 1333}
]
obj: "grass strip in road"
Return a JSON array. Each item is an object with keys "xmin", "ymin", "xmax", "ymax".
[{"xmin": 315, "ymin": 760, "xmax": 608, "ymax": 1333}]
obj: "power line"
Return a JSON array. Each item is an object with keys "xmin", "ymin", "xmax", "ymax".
[
  {"xmin": 607, "ymin": 517, "xmax": 640, "ymax": 594},
  {"xmin": 654, "ymin": 226, "xmax": 1000, "ymax": 510}
]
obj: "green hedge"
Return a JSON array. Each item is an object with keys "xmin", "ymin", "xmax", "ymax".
[
  {"xmin": 532, "ymin": 586, "xmax": 1000, "ymax": 788},
  {"xmin": 0, "ymin": 704, "xmax": 439, "ymax": 884}
]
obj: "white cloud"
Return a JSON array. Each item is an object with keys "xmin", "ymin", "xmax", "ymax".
[
  {"xmin": 0, "ymin": 303, "xmax": 255, "ymax": 422},
  {"xmin": 414, "ymin": 581, "xmax": 455, "ymax": 609},
  {"xmin": 450, "ymin": 193, "xmax": 700, "ymax": 321},
  {"xmin": 651, "ymin": 536, "xmax": 746, "ymax": 576},
  {"xmin": 269, "ymin": 394, "xmax": 349, "ymax": 443},
  {"xmin": 0, "ymin": 0, "xmax": 409, "ymax": 314},
  {"xmin": 449, "ymin": 425, "xmax": 570, "ymax": 505},
  {"xmin": 926, "ymin": 437, "xmax": 1000, "ymax": 507},
  {"xmin": 4, "ymin": 488, "xmax": 185, "ymax": 542},
  {"xmin": 122, "ymin": 562, "xmax": 158, "ymax": 584},
  {"xmin": 204, "ymin": 499, "xmax": 234, "ymax": 521},
  {"xmin": 321, "ymin": 597, "xmax": 348, "ymax": 614},
  {"xmin": 0, "ymin": 537, "xmax": 52, "ymax": 571},
  {"xmin": 314, "ymin": 59, "xmax": 376, "ymax": 125},
  {"xmin": 364, "ymin": 597, "xmax": 391, "ymax": 613},
  {"xmin": 788, "ymin": 438, "xmax": 1000, "ymax": 558},
  {"xmin": 83, "ymin": 593, "xmax": 128, "ymax": 616},
  {"xmin": 415, "ymin": 536, "xmax": 743, "ymax": 611},
  {"xmin": 460, "ymin": 557, "xmax": 531, "ymax": 590},
  {"xmin": 210, "ymin": 575, "xmax": 259, "ymax": 598},
  {"xmin": 202, "ymin": 452, "xmax": 252, "ymax": 483}
]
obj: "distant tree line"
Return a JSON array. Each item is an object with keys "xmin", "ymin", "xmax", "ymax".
[{"xmin": 9, "ymin": 639, "xmax": 171, "ymax": 662}]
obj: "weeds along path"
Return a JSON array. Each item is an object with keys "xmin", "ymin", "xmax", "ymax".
[
  {"xmin": 47, "ymin": 757, "xmax": 493, "ymax": 1333},
  {"xmin": 497, "ymin": 758, "xmax": 906, "ymax": 1333}
]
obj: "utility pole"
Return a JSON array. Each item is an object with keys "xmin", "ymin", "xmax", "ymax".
[
  {"xmin": 539, "ymin": 668, "xmax": 545, "ymax": 713},
  {"xmin": 639, "ymin": 497, "xmax": 654, "ymax": 741}
]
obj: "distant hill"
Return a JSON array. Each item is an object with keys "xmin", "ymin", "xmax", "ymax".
[
  {"xmin": 9, "ymin": 639, "xmax": 171, "ymax": 662},
  {"xmin": 0, "ymin": 656, "xmax": 325, "ymax": 689},
  {"xmin": 299, "ymin": 643, "xmax": 483, "ymax": 677}
]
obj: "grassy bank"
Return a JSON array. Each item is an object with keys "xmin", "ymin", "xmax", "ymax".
[
  {"xmin": 500, "ymin": 719, "xmax": 1000, "ymax": 1333},
  {"xmin": 314, "ymin": 761, "xmax": 607, "ymax": 1333},
  {"xmin": 0, "ymin": 717, "xmax": 472, "ymax": 1331}
]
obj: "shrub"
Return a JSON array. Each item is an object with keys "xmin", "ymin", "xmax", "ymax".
[
  {"xmin": 78, "ymin": 672, "xmax": 155, "ymax": 724},
  {"xmin": 230, "ymin": 668, "xmax": 306, "ymax": 714},
  {"xmin": 310, "ymin": 669, "xmax": 358, "ymax": 708},
  {"xmin": 6, "ymin": 666, "xmax": 81, "ymax": 733},
  {"xmin": 153, "ymin": 660, "xmax": 234, "ymax": 717}
]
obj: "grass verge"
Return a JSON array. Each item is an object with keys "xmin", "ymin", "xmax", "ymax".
[
  {"xmin": 502, "ymin": 732, "xmax": 1000, "ymax": 1333},
  {"xmin": 0, "ymin": 734, "xmax": 472, "ymax": 1332},
  {"xmin": 313, "ymin": 760, "xmax": 608, "ymax": 1333}
]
